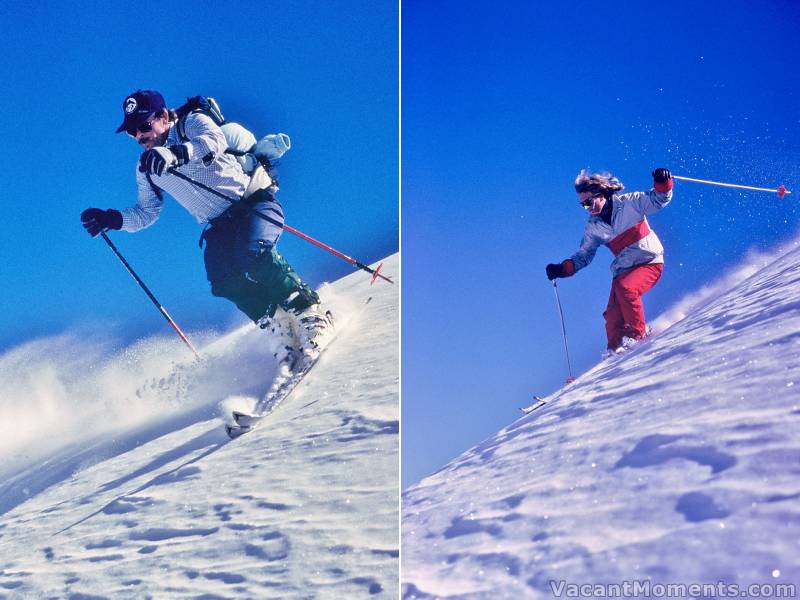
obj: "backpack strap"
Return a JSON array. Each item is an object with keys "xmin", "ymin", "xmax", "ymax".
[
  {"xmin": 176, "ymin": 114, "xmax": 192, "ymax": 143},
  {"xmin": 177, "ymin": 113, "xmax": 259, "ymax": 166},
  {"xmin": 175, "ymin": 96, "xmax": 226, "ymax": 143},
  {"xmin": 225, "ymin": 147, "xmax": 252, "ymax": 157},
  {"xmin": 146, "ymin": 96, "xmax": 228, "ymax": 197}
]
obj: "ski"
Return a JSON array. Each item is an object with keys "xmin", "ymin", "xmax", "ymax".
[
  {"xmin": 224, "ymin": 345, "xmax": 335, "ymax": 438},
  {"xmin": 225, "ymin": 423, "xmax": 253, "ymax": 439},
  {"xmin": 520, "ymin": 396, "xmax": 547, "ymax": 414},
  {"xmin": 225, "ymin": 296, "xmax": 372, "ymax": 438},
  {"xmin": 521, "ymin": 329, "xmax": 659, "ymax": 418},
  {"xmin": 232, "ymin": 410, "xmax": 262, "ymax": 428},
  {"xmin": 600, "ymin": 330, "xmax": 657, "ymax": 364}
]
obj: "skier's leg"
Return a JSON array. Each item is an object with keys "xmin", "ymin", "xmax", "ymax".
[
  {"xmin": 236, "ymin": 193, "xmax": 320, "ymax": 317},
  {"xmin": 614, "ymin": 264, "xmax": 663, "ymax": 339},
  {"xmin": 603, "ymin": 283, "xmax": 625, "ymax": 350},
  {"xmin": 232, "ymin": 191, "xmax": 332, "ymax": 363},
  {"xmin": 204, "ymin": 219, "xmax": 271, "ymax": 322}
]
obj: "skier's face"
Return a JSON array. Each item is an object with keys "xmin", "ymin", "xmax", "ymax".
[
  {"xmin": 578, "ymin": 192, "xmax": 606, "ymax": 216},
  {"xmin": 133, "ymin": 111, "xmax": 171, "ymax": 150}
]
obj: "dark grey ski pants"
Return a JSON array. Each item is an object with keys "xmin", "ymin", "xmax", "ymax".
[{"xmin": 202, "ymin": 190, "xmax": 319, "ymax": 322}]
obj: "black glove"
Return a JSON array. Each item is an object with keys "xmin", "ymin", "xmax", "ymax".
[
  {"xmin": 81, "ymin": 208, "xmax": 122, "ymax": 237},
  {"xmin": 546, "ymin": 263, "xmax": 564, "ymax": 280},
  {"xmin": 138, "ymin": 145, "xmax": 189, "ymax": 176},
  {"xmin": 652, "ymin": 168, "xmax": 672, "ymax": 184}
]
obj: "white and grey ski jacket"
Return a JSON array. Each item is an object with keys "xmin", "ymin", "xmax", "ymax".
[
  {"xmin": 119, "ymin": 113, "xmax": 251, "ymax": 232},
  {"xmin": 569, "ymin": 188, "xmax": 672, "ymax": 278}
]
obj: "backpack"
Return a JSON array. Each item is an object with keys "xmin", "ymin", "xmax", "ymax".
[{"xmin": 174, "ymin": 96, "xmax": 291, "ymax": 181}]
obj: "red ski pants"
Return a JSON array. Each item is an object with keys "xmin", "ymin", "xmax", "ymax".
[{"xmin": 604, "ymin": 264, "xmax": 663, "ymax": 349}]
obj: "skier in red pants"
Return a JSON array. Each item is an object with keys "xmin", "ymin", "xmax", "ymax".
[{"xmin": 546, "ymin": 168, "xmax": 673, "ymax": 357}]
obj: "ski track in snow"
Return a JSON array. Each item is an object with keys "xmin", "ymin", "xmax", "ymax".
[
  {"xmin": 0, "ymin": 254, "xmax": 398, "ymax": 599},
  {"xmin": 402, "ymin": 244, "xmax": 800, "ymax": 598}
]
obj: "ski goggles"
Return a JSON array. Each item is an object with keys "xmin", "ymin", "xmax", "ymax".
[{"xmin": 125, "ymin": 114, "xmax": 158, "ymax": 137}]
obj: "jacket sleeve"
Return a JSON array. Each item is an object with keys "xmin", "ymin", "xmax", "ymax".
[
  {"xmin": 619, "ymin": 188, "xmax": 673, "ymax": 217},
  {"xmin": 180, "ymin": 112, "xmax": 228, "ymax": 161},
  {"xmin": 119, "ymin": 168, "xmax": 165, "ymax": 232},
  {"xmin": 569, "ymin": 224, "xmax": 603, "ymax": 273}
]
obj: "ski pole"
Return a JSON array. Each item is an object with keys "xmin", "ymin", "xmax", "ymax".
[
  {"xmin": 672, "ymin": 175, "xmax": 791, "ymax": 199},
  {"xmin": 280, "ymin": 224, "xmax": 390, "ymax": 285},
  {"xmin": 100, "ymin": 231, "xmax": 201, "ymax": 360},
  {"xmin": 166, "ymin": 168, "xmax": 394, "ymax": 284},
  {"xmin": 552, "ymin": 281, "xmax": 575, "ymax": 384}
]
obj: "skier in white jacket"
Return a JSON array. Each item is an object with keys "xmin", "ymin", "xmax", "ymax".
[
  {"xmin": 80, "ymin": 89, "xmax": 332, "ymax": 361},
  {"xmin": 546, "ymin": 168, "xmax": 673, "ymax": 356}
]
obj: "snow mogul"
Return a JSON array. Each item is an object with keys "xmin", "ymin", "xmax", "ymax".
[
  {"xmin": 80, "ymin": 89, "xmax": 332, "ymax": 360},
  {"xmin": 545, "ymin": 168, "xmax": 673, "ymax": 357}
]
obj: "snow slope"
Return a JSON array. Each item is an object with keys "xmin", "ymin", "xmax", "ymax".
[
  {"xmin": 0, "ymin": 254, "xmax": 398, "ymax": 599},
  {"xmin": 402, "ymin": 245, "xmax": 800, "ymax": 599}
]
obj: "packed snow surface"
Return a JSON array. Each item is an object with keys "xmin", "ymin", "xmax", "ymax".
[
  {"xmin": 0, "ymin": 254, "xmax": 398, "ymax": 598},
  {"xmin": 402, "ymin": 244, "xmax": 800, "ymax": 599}
]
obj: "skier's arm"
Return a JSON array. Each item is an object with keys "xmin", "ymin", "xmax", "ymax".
[
  {"xmin": 548, "ymin": 226, "xmax": 602, "ymax": 279},
  {"xmin": 568, "ymin": 226, "xmax": 602, "ymax": 274},
  {"xmin": 623, "ymin": 168, "xmax": 674, "ymax": 216},
  {"xmin": 621, "ymin": 189, "xmax": 672, "ymax": 216},
  {"xmin": 177, "ymin": 112, "xmax": 228, "ymax": 162},
  {"xmin": 118, "ymin": 168, "xmax": 165, "ymax": 232}
]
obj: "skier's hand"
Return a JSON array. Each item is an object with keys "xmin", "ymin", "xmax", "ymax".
[
  {"xmin": 81, "ymin": 208, "xmax": 122, "ymax": 237},
  {"xmin": 652, "ymin": 168, "xmax": 673, "ymax": 193},
  {"xmin": 139, "ymin": 145, "xmax": 188, "ymax": 176},
  {"xmin": 652, "ymin": 168, "xmax": 672, "ymax": 183},
  {"xmin": 139, "ymin": 147, "xmax": 175, "ymax": 176},
  {"xmin": 546, "ymin": 263, "xmax": 564, "ymax": 280},
  {"xmin": 546, "ymin": 260, "xmax": 576, "ymax": 280}
]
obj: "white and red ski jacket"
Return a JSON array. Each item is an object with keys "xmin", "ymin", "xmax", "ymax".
[{"xmin": 567, "ymin": 187, "xmax": 672, "ymax": 278}]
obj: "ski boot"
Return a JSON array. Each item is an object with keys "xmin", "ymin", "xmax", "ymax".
[{"xmin": 290, "ymin": 303, "xmax": 335, "ymax": 365}]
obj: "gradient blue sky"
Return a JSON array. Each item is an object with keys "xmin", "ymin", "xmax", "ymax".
[
  {"xmin": 0, "ymin": 1, "xmax": 397, "ymax": 351},
  {"xmin": 402, "ymin": 0, "xmax": 800, "ymax": 486}
]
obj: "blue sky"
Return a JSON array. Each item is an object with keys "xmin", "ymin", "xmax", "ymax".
[
  {"xmin": 402, "ymin": 0, "xmax": 800, "ymax": 486},
  {"xmin": 0, "ymin": 1, "xmax": 397, "ymax": 351}
]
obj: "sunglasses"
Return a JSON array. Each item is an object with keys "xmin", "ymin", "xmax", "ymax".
[
  {"xmin": 126, "ymin": 114, "xmax": 159, "ymax": 137},
  {"xmin": 580, "ymin": 194, "xmax": 602, "ymax": 209}
]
